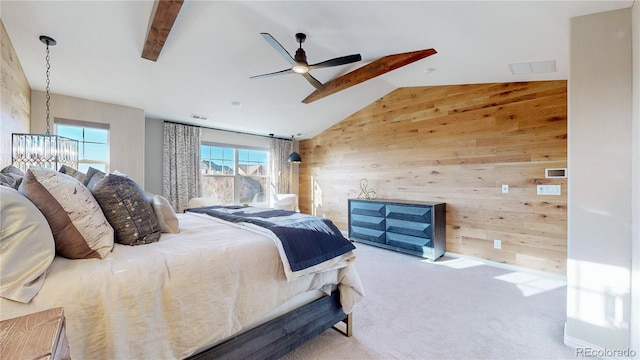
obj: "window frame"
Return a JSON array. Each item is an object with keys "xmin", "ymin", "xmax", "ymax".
[
  {"xmin": 200, "ymin": 142, "xmax": 270, "ymax": 205},
  {"xmin": 54, "ymin": 118, "xmax": 110, "ymax": 173}
]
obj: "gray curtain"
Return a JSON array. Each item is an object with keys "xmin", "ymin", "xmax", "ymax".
[
  {"xmin": 163, "ymin": 122, "xmax": 201, "ymax": 212},
  {"xmin": 270, "ymin": 138, "xmax": 292, "ymax": 195}
]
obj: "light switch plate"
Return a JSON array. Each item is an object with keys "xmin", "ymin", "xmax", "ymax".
[
  {"xmin": 537, "ymin": 185, "xmax": 561, "ymax": 195},
  {"xmin": 501, "ymin": 184, "xmax": 509, "ymax": 194}
]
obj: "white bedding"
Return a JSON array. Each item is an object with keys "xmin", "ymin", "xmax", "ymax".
[{"xmin": 0, "ymin": 212, "xmax": 364, "ymax": 359}]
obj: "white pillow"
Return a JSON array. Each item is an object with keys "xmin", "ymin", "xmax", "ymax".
[
  {"xmin": 19, "ymin": 167, "xmax": 114, "ymax": 259},
  {"xmin": 151, "ymin": 195, "xmax": 180, "ymax": 233},
  {"xmin": 187, "ymin": 196, "xmax": 218, "ymax": 208},
  {"xmin": 0, "ymin": 186, "xmax": 55, "ymax": 303}
]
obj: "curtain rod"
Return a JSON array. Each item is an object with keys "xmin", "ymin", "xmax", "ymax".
[{"xmin": 163, "ymin": 120, "xmax": 293, "ymax": 141}]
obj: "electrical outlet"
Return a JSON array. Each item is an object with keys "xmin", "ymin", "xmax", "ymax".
[
  {"xmin": 494, "ymin": 239, "xmax": 502, "ymax": 249},
  {"xmin": 501, "ymin": 184, "xmax": 509, "ymax": 194}
]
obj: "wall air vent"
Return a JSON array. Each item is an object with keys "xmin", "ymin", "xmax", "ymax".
[{"xmin": 190, "ymin": 114, "xmax": 209, "ymax": 121}]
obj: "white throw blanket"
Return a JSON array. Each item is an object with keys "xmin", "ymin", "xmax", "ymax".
[{"xmin": 0, "ymin": 213, "xmax": 364, "ymax": 359}]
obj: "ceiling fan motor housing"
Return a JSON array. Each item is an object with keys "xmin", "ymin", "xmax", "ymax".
[{"xmin": 295, "ymin": 48, "xmax": 307, "ymax": 64}]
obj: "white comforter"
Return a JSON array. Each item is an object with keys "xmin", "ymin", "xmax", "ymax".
[{"xmin": 0, "ymin": 213, "xmax": 364, "ymax": 359}]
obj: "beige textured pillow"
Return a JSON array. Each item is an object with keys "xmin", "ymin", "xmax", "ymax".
[
  {"xmin": 151, "ymin": 194, "xmax": 180, "ymax": 233},
  {"xmin": 19, "ymin": 167, "xmax": 114, "ymax": 259},
  {"xmin": 0, "ymin": 186, "xmax": 56, "ymax": 303}
]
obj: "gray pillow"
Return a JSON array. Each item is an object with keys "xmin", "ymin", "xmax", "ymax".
[
  {"xmin": 1, "ymin": 165, "xmax": 24, "ymax": 189},
  {"xmin": 84, "ymin": 167, "xmax": 106, "ymax": 190},
  {"xmin": 0, "ymin": 173, "xmax": 17, "ymax": 188},
  {"xmin": 59, "ymin": 165, "xmax": 86, "ymax": 183},
  {"xmin": 91, "ymin": 174, "xmax": 161, "ymax": 245}
]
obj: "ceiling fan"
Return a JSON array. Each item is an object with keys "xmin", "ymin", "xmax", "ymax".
[{"xmin": 250, "ymin": 32, "xmax": 362, "ymax": 91}]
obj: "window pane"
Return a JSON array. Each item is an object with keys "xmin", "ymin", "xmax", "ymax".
[
  {"xmin": 83, "ymin": 143, "xmax": 108, "ymax": 161},
  {"xmin": 84, "ymin": 128, "xmax": 108, "ymax": 143},
  {"xmin": 201, "ymin": 145, "xmax": 235, "ymax": 175},
  {"xmin": 56, "ymin": 123, "xmax": 109, "ymax": 172},
  {"xmin": 202, "ymin": 176, "xmax": 234, "ymax": 204},
  {"xmin": 201, "ymin": 144, "xmax": 268, "ymax": 204},
  {"xmin": 239, "ymin": 176, "xmax": 266, "ymax": 203},
  {"xmin": 57, "ymin": 125, "xmax": 82, "ymax": 140}
]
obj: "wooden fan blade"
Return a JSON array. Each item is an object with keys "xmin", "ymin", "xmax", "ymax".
[
  {"xmin": 261, "ymin": 33, "xmax": 296, "ymax": 65},
  {"xmin": 309, "ymin": 54, "xmax": 362, "ymax": 70},
  {"xmin": 302, "ymin": 73, "xmax": 325, "ymax": 91},
  {"xmin": 250, "ymin": 68, "xmax": 294, "ymax": 79},
  {"xmin": 141, "ymin": 0, "xmax": 184, "ymax": 61},
  {"xmin": 302, "ymin": 48, "xmax": 437, "ymax": 104}
]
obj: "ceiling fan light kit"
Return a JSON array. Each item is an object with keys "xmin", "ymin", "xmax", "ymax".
[{"xmin": 250, "ymin": 32, "xmax": 362, "ymax": 91}]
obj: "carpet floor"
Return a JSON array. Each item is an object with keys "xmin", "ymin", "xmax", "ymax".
[{"xmin": 281, "ymin": 243, "xmax": 576, "ymax": 360}]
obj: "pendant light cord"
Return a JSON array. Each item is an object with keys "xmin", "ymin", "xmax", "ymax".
[{"xmin": 44, "ymin": 41, "xmax": 52, "ymax": 135}]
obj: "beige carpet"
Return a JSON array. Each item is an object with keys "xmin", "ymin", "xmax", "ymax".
[{"xmin": 281, "ymin": 243, "xmax": 576, "ymax": 360}]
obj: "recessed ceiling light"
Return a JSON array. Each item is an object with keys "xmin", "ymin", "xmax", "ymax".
[{"xmin": 229, "ymin": 101, "xmax": 242, "ymax": 108}]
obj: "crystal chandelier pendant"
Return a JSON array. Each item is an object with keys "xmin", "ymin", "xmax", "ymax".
[{"xmin": 11, "ymin": 35, "xmax": 78, "ymax": 173}]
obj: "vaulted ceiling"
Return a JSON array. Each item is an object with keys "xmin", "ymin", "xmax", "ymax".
[{"xmin": 1, "ymin": 1, "xmax": 633, "ymax": 139}]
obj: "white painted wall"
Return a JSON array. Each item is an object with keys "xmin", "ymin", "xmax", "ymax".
[
  {"xmin": 31, "ymin": 91, "xmax": 145, "ymax": 184},
  {"xmin": 630, "ymin": 1, "xmax": 639, "ymax": 355},
  {"xmin": 566, "ymin": 7, "xmax": 635, "ymax": 351}
]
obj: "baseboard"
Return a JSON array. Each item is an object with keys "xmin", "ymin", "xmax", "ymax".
[
  {"xmin": 563, "ymin": 324, "xmax": 639, "ymax": 360},
  {"xmin": 444, "ymin": 251, "xmax": 567, "ymax": 281},
  {"xmin": 563, "ymin": 323, "xmax": 590, "ymax": 350}
]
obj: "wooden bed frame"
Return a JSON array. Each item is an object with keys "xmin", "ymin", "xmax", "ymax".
[{"xmin": 187, "ymin": 291, "xmax": 351, "ymax": 360}]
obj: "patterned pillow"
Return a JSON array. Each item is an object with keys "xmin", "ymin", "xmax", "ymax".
[
  {"xmin": 84, "ymin": 167, "xmax": 107, "ymax": 191},
  {"xmin": 59, "ymin": 165, "xmax": 86, "ymax": 183},
  {"xmin": 18, "ymin": 167, "xmax": 114, "ymax": 259},
  {"xmin": 0, "ymin": 173, "xmax": 17, "ymax": 188},
  {"xmin": 151, "ymin": 194, "xmax": 180, "ymax": 233},
  {"xmin": 1, "ymin": 165, "xmax": 24, "ymax": 189},
  {"xmin": 0, "ymin": 186, "xmax": 56, "ymax": 303},
  {"xmin": 91, "ymin": 174, "xmax": 162, "ymax": 245}
]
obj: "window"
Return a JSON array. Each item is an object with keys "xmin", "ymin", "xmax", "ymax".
[
  {"xmin": 200, "ymin": 143, "xmax": 269, "ymax": 205},
  {"xmin": 55, "ymin": 119, "xmax": 109, "ymax": 173}
]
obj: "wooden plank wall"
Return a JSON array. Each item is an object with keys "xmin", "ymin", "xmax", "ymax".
[
  {"xmin": 299, "ymin": 81, "xmax": 567, "ymax": 275},
  {"xmin": 0, "ymin": 18, "xmax": 31, "ymax": 166}
]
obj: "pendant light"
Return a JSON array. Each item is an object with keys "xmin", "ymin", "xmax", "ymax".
[
  {"xmin": 12, "ymin": 35, "xmax": 78, "ymax": 173},
  {"xmin": 287, "ymin": 135, "xmax": 301, "ymax": 163},
  {"xmin": 287, "ymin": 151, "xmax": 302, "ymax": 163}
]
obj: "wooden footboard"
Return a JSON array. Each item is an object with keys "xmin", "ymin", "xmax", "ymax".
[{"xmin": 186, "ymin": 291, "xmax": 349, "ymax": 360}]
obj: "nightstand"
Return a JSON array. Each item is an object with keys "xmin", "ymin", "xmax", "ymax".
[{"xmin": 0, "ymin": 307, "xmax": 71, "ymax": 360}]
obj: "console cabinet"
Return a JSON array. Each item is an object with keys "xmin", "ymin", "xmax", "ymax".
[{"xmin": 348, "ymin": 199, "xmax": 446, "ymax": 260}]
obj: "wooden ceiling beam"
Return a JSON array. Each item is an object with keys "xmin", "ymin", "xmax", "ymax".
[
  {"xmin": 141, "ymin": 0, "xmax": 184, "ymax": 62},
  {"xmin": 301, "ymin": 48, "xmax": 437, "ymax": 104}
]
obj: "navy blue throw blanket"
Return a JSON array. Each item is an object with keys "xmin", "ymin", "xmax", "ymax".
[{"xmin": 186, "ymin": 206, "xmax": 355, "ymax": 272}]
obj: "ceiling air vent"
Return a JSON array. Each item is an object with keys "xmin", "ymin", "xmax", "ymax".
[{"xmin": 190, "ymin": 114, "xmax": 209, "ymax": 121}]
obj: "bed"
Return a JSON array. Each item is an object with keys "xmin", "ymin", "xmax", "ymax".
[{"xmin": 0, "ymin": 166, "xmax": 364, "ymax": 359}]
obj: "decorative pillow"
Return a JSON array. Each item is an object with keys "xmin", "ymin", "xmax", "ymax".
[
  {"xmin": 19, "ymin": 167, "xmax": 114, "ymax": 259},
  {"xmin": 0, "ymin": 186, "xmax": 56, "ymax": 303},
  {"xmin": 151, "ymin": 194, "xmax": 180, "ymax": 233},
  {"xmin": 59, "ymin": 165, "xmax": 86, "ymax": 183},
  {"xmin": 0, "ymin": 173, "xmax": 17, "ymax": 188},
  {"xmin": 91, "ymin": 174, "xmax": 162, "ymax": 245},
  {"xmin": 84, "ymin": 167, "xmax": 106, "ymax": 190},
  {"xmin": 1, "ymin": 165, "xmax": 24, "ymax": 189},
  {"xmin": 187, "ymin": 196, "xmax": 218, "ymax": 208}
]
